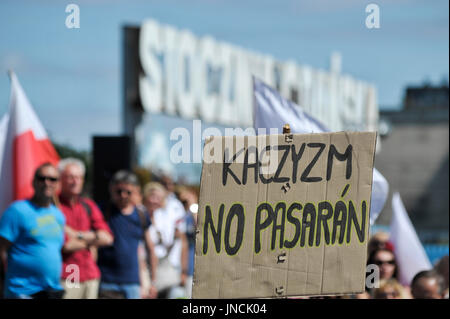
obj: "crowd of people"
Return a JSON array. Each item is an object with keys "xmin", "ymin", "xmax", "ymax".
[
  {"xmin": 0, "ymin": 158, "xmax": 448, "ymax": 299},
  {"xmin": 0, "ymin": 158, "xmax": 197, "ymax": 299},
  {"xmin": 355, "ymin": 232, "xmax": 449, "ymax": 299}
]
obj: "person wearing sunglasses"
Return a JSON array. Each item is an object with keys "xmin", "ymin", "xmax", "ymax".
[
  {"xmin": 97, "ymin": 170, "xmax": 157, "ymax": 299},
  {"xmin": 0, "ymin": 163, "xmax": 66, "ymax": 299},
  {"xmin": 366, "ymin": 247, "xmax": 408, "ymax": 298},
  {"xmin": 368, "ymin": 247, "xmax": 399, "ymax": 281}
]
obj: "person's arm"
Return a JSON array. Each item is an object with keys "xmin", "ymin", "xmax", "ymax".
[
  {"xmin": 65, "ymin": 225, "xmax": 78, "ymax": 238},
  {"xmin": 175, "ymin": 229, "xmax": 189, "ymax": 286},
  {"xmin": 0, "ymin": 206, "xmax": 21, "ymax": 274},
  {"xmin": 62, "ymin": 238, "xmax": 88, "ymax": 253},
  {"xmin": 92, "ymin": 229, "xmax": 113, "ymax": 247},
  {"xmin": 72, "ymin": 229, "xmax": 113, "ymax": 247},
  {"xmin": 138, "ymin": 243, "xmax": 150, "ymax": 298},
  {"xmin": 62, "ymin": 227, "xmax": 88, "ymax": 253},
  {"xmin": 0, "ymin": 236, "xmax": 12, "ymax": 274},
  {"xmin": 65, "ymin": 202, "xmax": 114, "ymax": 248},
  {"xmin": 84, "ymin": 200, "xmax": 114, "ymax": 247},
  {"xmin": 144, "ymin": 229, "xmax": 158, "ymax": 298}
]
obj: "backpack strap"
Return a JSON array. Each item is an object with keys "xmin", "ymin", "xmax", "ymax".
[
  {"xmin": 80, "ymin": 198, "xmax": 95, "ymax": 232},
  {"xmin": 80, "ymin": 198, "xmax": 92, "ymax": 218},
  {"xmin": 135, "ymin": 205, "xmax": 149, "ymax": 240},
  {"xmin": 76, "ymin": 198, "xmax": 98, "ymax": 261},
  {"xmin": 135, "ymin": 205, "xmax": 152, "ymax": 272}
]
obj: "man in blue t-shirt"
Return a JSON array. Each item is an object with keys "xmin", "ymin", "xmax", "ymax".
[
  {"xmin": 97, "ymin": 170, "xmax": 158, "ymax": 299},
  {"xmin": 0, "ymin": 163, "xmax": 66, "ymax": 299}
]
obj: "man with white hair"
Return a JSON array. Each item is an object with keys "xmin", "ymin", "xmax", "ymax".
[{"xmin": 58, "ymin": 157, "xmax": 113, "ymax": 299}]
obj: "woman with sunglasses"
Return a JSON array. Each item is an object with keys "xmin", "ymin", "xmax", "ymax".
[
  {"xmin": 368, "ymin": 247, "xmax": 399, "ymax": 281},
  {"xmin": 366, "ymin": 247, "xmax": 415, "ymax": 298}
]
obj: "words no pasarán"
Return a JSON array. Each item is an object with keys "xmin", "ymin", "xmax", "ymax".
[
  {"xmin": 202, "ymin": 142, "xmax": 367, "ymax": 256},
  {"xmin": 222, "ymin": 143, "xmax": 352, "ymax": 186},
  {"xmin": 202, "ymin": 185, "xmax": 368, "ymax": 256}
]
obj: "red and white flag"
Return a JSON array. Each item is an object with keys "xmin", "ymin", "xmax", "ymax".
[{"xmin": 0, "ymin": 71, "xmax": 59, "ymax": 214}]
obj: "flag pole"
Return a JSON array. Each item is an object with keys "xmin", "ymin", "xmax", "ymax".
[{"xmin": 7, "ymin": 70, "xmax": 14, "ymax": 84}]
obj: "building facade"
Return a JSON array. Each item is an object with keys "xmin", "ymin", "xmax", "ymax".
[
  {"xmin": 123, "ymin": 20, "xmax": 379, "ymax": 180},
  {"xmin": 375, "ymin": 85, "xmax": 449, "ymax": 236}
]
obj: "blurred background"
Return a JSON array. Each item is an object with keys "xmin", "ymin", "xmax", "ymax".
[{"xmin": 0, "ymin": 0, "xmax": 448, "ymax": 263}]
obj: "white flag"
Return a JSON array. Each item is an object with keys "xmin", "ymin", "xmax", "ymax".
[
  {"xmin": 0, "ymin": 113, "xmax": 9, "ymax": 176},
  {"xmin": 253, "ymin": 76, "xmax": 388, "ymax": 225},
  {"xmin": 390, "ymin": 192, "xmax": 431, "ymax": 286}
]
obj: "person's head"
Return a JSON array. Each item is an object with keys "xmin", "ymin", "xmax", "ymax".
[
  {"xmin": 143, "ymin": 182, "xmax": 167, "ymax": 214},
  {"xmin": 368, "ymin": 232, "xmax": 390, "ymax": 255},
  {"xmin": 434, "ymin": 255, "xmax": 449, "ymax": 291},
  {"xmin": 354, "ymin": 291, "xmax": 371, "ymax": 299},
  {"xmin": 160, "ymin": 175, "xmax": 175, "ymax": 193},
  {"xmin": 32, "ymin": 163, "xmax": 60, "ymax": 204},
  {"xmin": 109, "ymin": 170, "xmax": 140, "ymax": 210},
  {"xmin": 58, "ymin": 158, "xmax": 85, "ymax": 198},
  {"xmin": 373, "ymin": 279, "xmax": 406, "ymax": 299},
  {"xmin": 411, "ymin": 270, "xmax": 445, "ymax": 299},
  {"xmin": 176, "ymin": 186, "xmax": 198, "ymax": 211},
  {"xmin": 131, "ymin": 185, "xmax": 143, "ymax": 206},
  {"xmin": 368, "ymin": 248, "xmax": 398, "ymax": 280}
]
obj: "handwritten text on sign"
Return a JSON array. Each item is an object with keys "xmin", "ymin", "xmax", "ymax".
[
  {"xmin": 202, "ymin": 140, "xmax": 367, "ymax": 255},
  {"xmin": 193, "ymin": 132, "xmax": 377, "ymax": 298}
]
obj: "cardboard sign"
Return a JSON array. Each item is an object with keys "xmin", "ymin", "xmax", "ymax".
[{"xmin": 192, "ymin": 132, "xmax": 377, "ymax": 299}]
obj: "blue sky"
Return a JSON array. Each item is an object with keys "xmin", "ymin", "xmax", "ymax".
[{"xmin": 0, "ymin": 0, "xmax": 448, "ymax": 151}]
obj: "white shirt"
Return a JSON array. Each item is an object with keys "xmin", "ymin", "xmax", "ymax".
[{"xmin": 149, "ymin": 193, "xmax": 186, "ymax": 268}]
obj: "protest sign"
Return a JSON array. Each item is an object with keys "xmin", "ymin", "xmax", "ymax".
[{"xmin": 192, "ymin": 131, "xmax": 377, "ymax": 298}]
